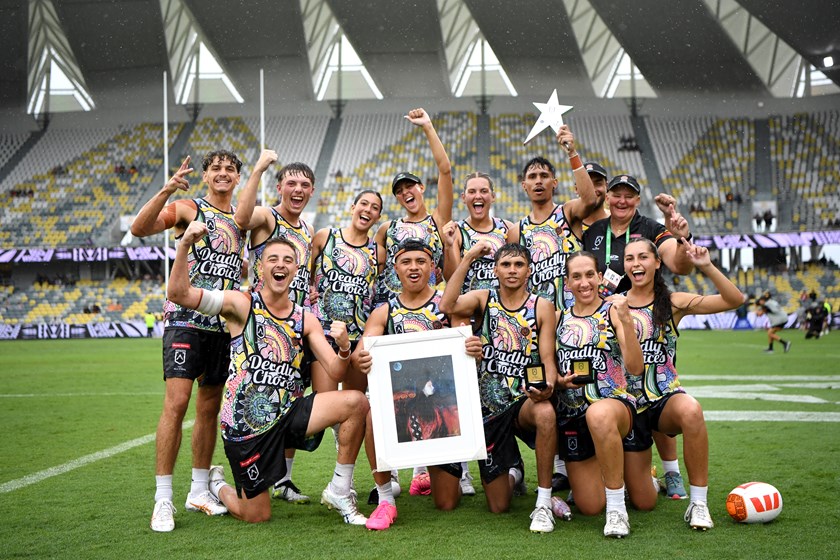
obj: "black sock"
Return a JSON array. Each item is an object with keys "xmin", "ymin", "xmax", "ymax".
[
  {"xmin": 769, "ymin": 343, "xmax": 774, "ymax": 350},
  {"xmin": 780, "ymin": 339, "xmax": 788, "ymax": 345}
]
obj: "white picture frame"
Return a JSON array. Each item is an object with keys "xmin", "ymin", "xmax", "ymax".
[{"xmin": 364, "ymin": 326, "xmax": 487, "ymax": 471}]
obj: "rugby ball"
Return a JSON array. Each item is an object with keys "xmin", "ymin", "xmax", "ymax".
[{"xmin": 726, "ymin": 482, "xmax": 783, "ymax": 523}]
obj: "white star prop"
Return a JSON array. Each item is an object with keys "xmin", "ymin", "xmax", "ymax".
[{"xmin": 523, "ymin": 89, "xmax": 573, "ymax": 144}]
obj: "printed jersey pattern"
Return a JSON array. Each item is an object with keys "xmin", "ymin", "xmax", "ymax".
[
  {"xmin": 478, "ymin": 291, "xmax": 540, "ymax": 421},
  {"xmin": 386, "ymin": 291, "xmax": 450, "ymax": 334},
  {"xmin": 458, "ymin": 218, "xmax": 508, "ymax": 292},
  {"xmin": 375, "ymin": 216, "xmax": 444, "ymax": 305},
  {"xmin": 220, "ymin": 293, "xmax": 305, "ymax": 442},
  {"xmin": 250, "ymin": 208, "xmax": 312, "ymax": 306},
  {"xmin": 312, "ymin": 228, "xmax": 378, "ymax": 340},
  {"xmin": 519, "ymin": 204, "xmax": 580, "ymax": 310},
  {"xmin": 626, "ymin": 303, "xmax": 683, "ymax": 412},
  {"xmin": 164, "ymin": 198, "xmax": 245, "ymax": 332},
  {"xmin": 555, "ymin": 302, "xmax": 634, "ymax": 422}
]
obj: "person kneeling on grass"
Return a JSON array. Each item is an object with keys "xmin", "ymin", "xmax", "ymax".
[
  {"xmin": 622, "ymin": 237, "xmax": 743, "ymax": 531},
  {"xmin": 167, "ymin": 221, "xmax": 376, "ymax": 526}
]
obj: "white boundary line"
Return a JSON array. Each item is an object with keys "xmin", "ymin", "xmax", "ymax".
[{"xmin": 0, "ymin": 420, "xmax": 194, "ymax": 494}]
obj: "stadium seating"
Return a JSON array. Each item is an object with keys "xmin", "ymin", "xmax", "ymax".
[{"xmin": 769, "ymin": 111, "xmax": 840, "ymax": 230}]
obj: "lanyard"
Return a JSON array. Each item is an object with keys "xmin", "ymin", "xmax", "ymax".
[{"xmin": 605, "ymin": 223, "xmax": 630, "ymax": 272}]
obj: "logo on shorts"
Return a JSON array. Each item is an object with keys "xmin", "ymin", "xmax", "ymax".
[
  {"xmin": 247, "ymin": 464, "xmax": 260, "ymax": 481},
  {"xmin": 568, "ymin": 436, "xmax": 578, "ymax": 452},
  {"xmin": 174, "ymin": 349, "xmax": 186, "ymax": 365},
  {"xmin": 626, "ymin": 429, "xmax": 635, "ymax": 442}
]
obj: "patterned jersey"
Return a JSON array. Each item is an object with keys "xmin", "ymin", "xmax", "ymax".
[
  {"xmin": 220, "ymin": 293, "xmax": 306, "ymax": 442},
  {"xmin": 555, "ymin": 301, "xmax": 635, "ymax": 422},
  {"xmin": 458, "ymin": 218, "xmax": 508, "ymax": 293},
  {"xmin": 478, "ymin": 290, "xmax": 540, "ymax": 421},
  {"xmin": 375, "ymin": 215, "xmax": 444, "ymax": 305},
  {"xmin": 312, "ymin": 228, "xmax": 378, "ymax": 340},
  {"xmin": 164, "ymin": 198, "xmax": 245, "ymax": 332},
  {"xmin": 519, "ymin": 204, "xmax": 581, "ymax": 311},
  {"xmin": 250, "ymin": 208, "xmax": 312, "ymax": 307},
  {"xmin": 386, "ymin": 290, "xmax": 450, "ymax": 334},
  {"xmin": 626, "ymin": 302, "xmax": 683, "ymax": 412}
]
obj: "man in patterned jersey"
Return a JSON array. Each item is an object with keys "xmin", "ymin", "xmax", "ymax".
[
  {"xmin": 234, "ymin": 148, "xmax": 316, "ymax": 503},
  {"xmin": 131, "ymin": 151, "xmax": 246, "ymax": 532},
  {"xmin": 512, "ymin": 125, "xmax": 597, "ymax": 493},
  {"xmin": 440, "ymin": 241, "xmax": 559, "ymax": 533},
  {"xmin": 355, "ymin": 237, "xmax": 483, "ymax": 530},
  {"xmin": 168, "ymin": 223, "xmax": 374, "ymax": 526}
]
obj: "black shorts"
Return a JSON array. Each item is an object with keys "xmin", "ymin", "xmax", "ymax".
[
  {"xmin": 162, "ymin": 327, "xmax": 230, "ymax": 386},
  {"xmin": 560, "ymin": 399, "xmax": 635, "ymax": 461},
  {"xmin": 223, "ymin": 393, "xmax": 324, "ymax": 499},
  {"xmin": 622, "ymin": 392, "xmax": 680, "ymax": 452},
  {"xmin": 478, "ymin": 398, "xmax": 534, "ymax": 484}
]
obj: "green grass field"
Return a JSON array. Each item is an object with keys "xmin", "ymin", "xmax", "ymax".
[{"xmin": 1, "ymin": 330, "xmax": 839, "ymax": 559}]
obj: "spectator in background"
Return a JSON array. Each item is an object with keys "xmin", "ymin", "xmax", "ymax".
[{"xmin": 763, "ymin": 209, "xmax": 774, "ymax": 232}]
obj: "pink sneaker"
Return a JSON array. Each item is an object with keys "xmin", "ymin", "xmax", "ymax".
[
  {"xmin": 366, "ymin": 502, "xmax": 397, "ymax": 530},
  {"xmin": 409, "ymin": 472, "xmax": 431, "ymax": 496}
]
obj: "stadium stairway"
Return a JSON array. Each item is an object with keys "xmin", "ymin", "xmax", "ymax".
[
  {"xmin": 632, "ymin": 115, "xmax": 663, "ymax": 214},
  {"xmin": 114, "ymin": 121, "xmax": 196, "ymax": 247},
  {"xmin": 0, "ymin": 129, "xmax": 46, "ymax": 185},
  {"xmin": 313, "ymin": 116, "xmax": 343, "ymax": 230},
  {"xmin": 476, "ymin": 113, "xmax": 491, "ymax": 172}
]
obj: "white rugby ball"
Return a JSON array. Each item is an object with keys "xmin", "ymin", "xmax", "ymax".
[{"xmin": 726, "ymin": 482, "xmax": 783, "ymax": 523}]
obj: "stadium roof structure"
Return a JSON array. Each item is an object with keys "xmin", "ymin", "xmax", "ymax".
[{"xmin": 0, "ymin": 0, "xmax": 838, "ymax": 116}]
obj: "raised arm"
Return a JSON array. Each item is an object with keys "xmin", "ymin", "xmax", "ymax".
[
  {"xmin": 607, "ymin": 294, "xmax": 643, "ymax": 376},
  {"xmin": 670, "ymin": 240, "xmax": 744, "ymax": 322},
  {"xmin": 441, "ymin": 220, "xmax": 463, "ymax": 283},
  {"xmin": 234, "ymin": 149, "xmax": 278, "ymax": 231},
  {"xmin": 655, "ymin": 194, "xmax": 694, "ymax": 275},
  {"xmin": 167, "ymin": 220, "xmax": 250, "ymax": 331},
  {"xmin": 439, "ymin": 239, "xmax": 491, "ymax": 317},
  {"xmin": 306, "ymin": 314, "xmax": 351, "ymax": 383},
  {"xmin": 131, "ymin": 156, "xmax": 194, "ymax": 237},
  {"xmin": 559, "ymin": 126, "xmax": 598, "ymax": 224},
  {"xmin": 406, "ymin": 108, "xmax": 453, "ymax": 225}
]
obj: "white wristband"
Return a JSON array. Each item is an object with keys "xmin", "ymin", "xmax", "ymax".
[{"xmin": 196, "ymin": 289, "xmax": 224, "ymax": 316}]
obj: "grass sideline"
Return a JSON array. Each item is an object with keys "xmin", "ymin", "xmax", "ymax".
[{"xmin": 0, "ymin": 330, "xmax": 838, "ymax": 559}]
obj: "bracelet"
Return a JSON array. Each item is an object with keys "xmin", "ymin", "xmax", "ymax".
[
  {"xmin": 338, "ymin": 346, "xmax": 351, "ymax": 360},
  {"xmin": 676, "ymin": 232, "xmax": 693, "ymax": 245},
  {"xmin": 569, "ymin": 154, "xmax": 582, "ymax": 170}
]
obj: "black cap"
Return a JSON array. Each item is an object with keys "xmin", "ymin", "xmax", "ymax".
[
  {"xmin": 393, "ymin": 237, "xmax": 434, "ymax": 262},
  {"xmin": 607, "ymin": 174, "xmax": 642, "ymax": 194},
  {"xmin": 392, "ymin": 171, "xmax": 422, "ymax": 194},
  {"xmin": 584, "ymin": 162, "xmax": 607, "ymax": 179}
]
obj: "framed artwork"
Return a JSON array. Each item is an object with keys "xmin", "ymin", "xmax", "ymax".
[{"xmin": 364, "ymin": 326, "xmax": 486, "ymax": 471}]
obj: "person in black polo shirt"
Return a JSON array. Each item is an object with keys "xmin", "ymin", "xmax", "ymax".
[{"xmin": 582, "ymin": 175, "xmax": 693, "ymax": 295}]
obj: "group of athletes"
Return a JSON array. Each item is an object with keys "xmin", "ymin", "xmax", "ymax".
[{"xmin": 131, "ymin": 108, "xmax": 743, "ymax": 538}]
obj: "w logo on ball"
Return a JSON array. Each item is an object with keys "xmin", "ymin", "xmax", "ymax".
[{"xmin": 750, "ymin": 491, "xmax": 781, "ymax": 512}]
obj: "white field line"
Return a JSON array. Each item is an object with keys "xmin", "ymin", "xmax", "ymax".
[
  {"xmin": 704, "ymin": 411, "xmax": 840, "ymax": 422},
  {"xmin": 680, "ymin": 375, "xmax": 840, "ymax": 382},
  {"xmin": 0, "ymin": 420, "xmax": 194, "ymax": 494}
]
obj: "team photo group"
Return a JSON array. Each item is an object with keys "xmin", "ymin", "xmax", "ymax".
[{"xmin": 132, "ymin": 107, "xmax": 743, "ymax": 538}]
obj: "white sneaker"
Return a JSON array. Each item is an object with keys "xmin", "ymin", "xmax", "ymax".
[
  {"xmin": 529, "ymin": 505, "xmax": 555, "ymax": 533},
  {"xmin": 151, "ymin": 499, "xmax": 176, "ymax": 532},
  {"xmin": 185, "ymin": 490, "xmax": 228, "ymax": 515},
  {"xmin": 321, "ymin": 485, "xmax": 367, "ymax": 525},
  {"xmin": 604, "ymin": 510, "xmax": 630, "ymax": 538},
  {"xmin": 272, "ymin": 480, "xmax": 311, "ymax": 504},
  {"xmin": 460, "ymin": 470, "xmax": 476, "ymax": 496},
  {"xmin": 685, "ymin": 501, "xmax": 714, "ymax": 530}
]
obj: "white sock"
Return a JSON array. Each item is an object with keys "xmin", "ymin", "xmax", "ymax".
[
  {"xmin": 460, "ymin": 462, "xmax": 470, "ymax": 478},
  {"xmin": 278, "ymin": 457, "xmax": 295, "ymax": 484},
  {"xmin": 536, "ymin": 487, "xmax": 552, "ymax": 509},
  {"xmin": 155, "ymin": 475, "xmax": 173, "ymax": 503},
  {"xmin": 329, "ymin": 463, "xmax": 355, "ymax": 496},
  {"xmin": 377, "ymin": 482, "xmax": 395, "ymax": 505},
  {"xmin": 554, "ymin": 455, "xmax": 567, "ymax": 476},
  {"xmin": 605, "ymin": 485, "xmax": 627, "ymax": 515},
  {"xmin": 190, "ymin": 468, "xmax": 209, "ymax": 496},
  {"xmin": 413, "ymin": 466, "xmax": 427, "ymax": 476},
  {"xmin": 391, "ymin": 469, "xmax": 399, "ymax": 481},
  {"xmin": 689, "ymin": 485, "xmax": 708, "ymax": 504},
  {"xmin": 208, "ymin": 477, "xmax": 229, "ymax": 500},
  {"xmin": 662, "ymin": 460, "xmax": 680, "ymax": 475},
  {"xmin": 509, "ymin": 466, "xmax": 523, "ymax": 486}
]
